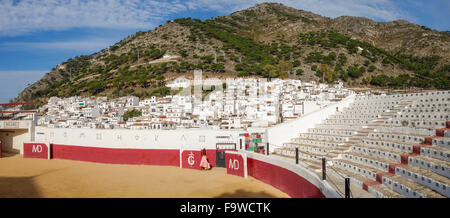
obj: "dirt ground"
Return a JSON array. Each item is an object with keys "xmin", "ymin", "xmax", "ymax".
[{"xmin": 0, "ymin": 153, "xmax": 289, "ymax": 198}]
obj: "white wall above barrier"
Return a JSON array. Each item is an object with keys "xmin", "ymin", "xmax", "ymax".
[{"xmin": 34, "ymin": 127, "xmax": 247, "ymax": 151}]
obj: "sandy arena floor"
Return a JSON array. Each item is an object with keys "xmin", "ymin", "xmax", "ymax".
[{"xmin": 0, "ymin": 153, "xmax": 289, "ymax": 198}]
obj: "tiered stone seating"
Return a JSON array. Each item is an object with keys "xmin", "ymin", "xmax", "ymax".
[
  {"xmin": 328, "ymin": 164, "xmax": 404, "ymax": 198},
  {"xmin": 394, "ymin": 112, "xmax": 449, "ymax": 120},
  {"xmin": 314, "ymin": 124, "xmax": 362, "ymax": 130},
  {"xmin": 349, "ymin": 144, "xmax": 402, "ymax": 162},
  {"xmin": 362, "ymin": 138, "xmax": 415, "ymax": 153},
  {"xmin": 408, "ymin": 155, "xmax": 450, "ymax": 178},
  {"xmin": 376, "ymin": 126, "xmax": 435, "ymax": 137},
  {"xmin": 384, "ymin": 119, "xmax": 447, "ymax": 129},
  {"xmin": 296, "ymin": 133, "xmax": 349, "ymax": 143},
  {"xmin": 433, "ymin": 137, "xmax": 450, "ymax": 149},
  {"xmin": 381, "ymin": 174, "xmax": 443, "ymax": 198},
  {"xmin": 393, "ymin": 164, "xmax": 449, "ymax": 197},
  {"xmin": 273, "ymin": 90, "xmax": 450, "ymax": 198},
  {"xmin": 308, "ymin": 128, "xmax": 358, "ymax": 137},
  {"xmin": 368, "ymin": 132, "xmax": 424, "ymax": 144},
  {"xmin": 420, "ymin": 146, "xmax": 450, "ymax": 162}
]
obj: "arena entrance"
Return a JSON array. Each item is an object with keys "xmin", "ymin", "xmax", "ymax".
[
  {"xmin": 215, "ymin": 143, "xmax": 236, "ymax": 167},
  {"xmin": 0, "ymin": 102, "xmax": 37, "ymax": 156},
  {"xmin": 0, "ymin": 128, "xmax": 29, "ymax": 154}
]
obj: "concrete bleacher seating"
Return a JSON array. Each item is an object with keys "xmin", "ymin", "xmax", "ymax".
[
  {"xmin": 274, "ymin": 90, "xmax": 450, "ymax": 198},
  {"xmin": 420, "ymin": 146, "xmax": 450, "ymax": 162},
  {"xmin": 408, "ymin": 155, "xmax": 450, "ymax": 178},
  {"xmin": 433, "ymin": 137, "xmax": 450, "ymax": 149}
]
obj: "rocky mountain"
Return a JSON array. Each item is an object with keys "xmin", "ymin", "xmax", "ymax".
[{"xmin": 15, "ymin": 2, "xmax": 450, "ymax": 107}]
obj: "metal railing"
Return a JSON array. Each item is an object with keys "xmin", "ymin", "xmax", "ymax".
[{"xmin": 271, "ymin": 143, "xmax": 353, "ymax": 198}]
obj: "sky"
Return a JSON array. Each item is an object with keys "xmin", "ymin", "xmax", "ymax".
[{"xmin": 0, "ymin": 0, "xmax": 449, "ymax": 102}]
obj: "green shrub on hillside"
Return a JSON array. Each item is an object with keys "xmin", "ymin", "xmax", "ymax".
[{"xmin": 123, "ymin": 109, "xmax": 142, "ymax": 121}]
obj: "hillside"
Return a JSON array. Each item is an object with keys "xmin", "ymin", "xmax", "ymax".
[{"xmin": 14, "ymin": 2, "xmax": 450, "ymax": 107}]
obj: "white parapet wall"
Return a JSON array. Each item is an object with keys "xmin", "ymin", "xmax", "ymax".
[
  {"xmin": 34, "ymin": 127, "xmax": 244, "ymax": 150},
  {"xmin": 266, "ymin": 94, "xmax": 355, "ymax": 151}
]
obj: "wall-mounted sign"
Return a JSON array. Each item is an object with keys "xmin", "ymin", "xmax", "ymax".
[{"xmin": 3, "ymin": 121, "xmax": 19, "ymax": 128}]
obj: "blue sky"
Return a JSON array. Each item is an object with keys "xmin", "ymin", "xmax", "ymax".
[{"xmin": 0, "ymin": 0, "xmax": 449, "ymax": 102}]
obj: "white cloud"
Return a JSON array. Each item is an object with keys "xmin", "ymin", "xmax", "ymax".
[
  {"xmin": 0, "ymin": 37, "xmax": 119, "ymax": 52},
  {"xmin": 0, "ymin": 0, "xmax": 188, "ymax": 36},
  {"xmin": 0, "ymin": 0, "xmax": 416, "ymax": 37}
]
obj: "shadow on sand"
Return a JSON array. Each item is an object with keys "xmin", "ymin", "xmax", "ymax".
[
  {"xmin": 0, "ymin": 176, "xmax": 41, "ymax": 198},
  {"xmin": 1, "ymin": 151, "xmax": 21, "ymax": 158},
  {"xmin": 214, "ymin": 189, "xmax": 284, "ymax": 198},
  {"xmin": 0, "ymin": 161, "xmax": 66, "ymax": 198}
]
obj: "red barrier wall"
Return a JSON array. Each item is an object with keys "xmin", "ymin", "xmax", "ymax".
[
  {"xmin": 49, "ymin": 145, "xmax": 232, "ymax": 168},
  {"xmin": 52, "ymin": 144, "xmax": 179, "ymax": 166},
  {"xmin": 247, "ymin": 157, "xmax": 325, "ymax": 198},
  {"xmin": 181, "ymin": 150, "xmax": 202, "ymax": 170},
  {"xmin": 23, "ymin": 143, "xmax": 49, "ymax": 159},
  {"xmin": 226, "ymin": 153, "xmax": 245, "ymax": 177}
]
